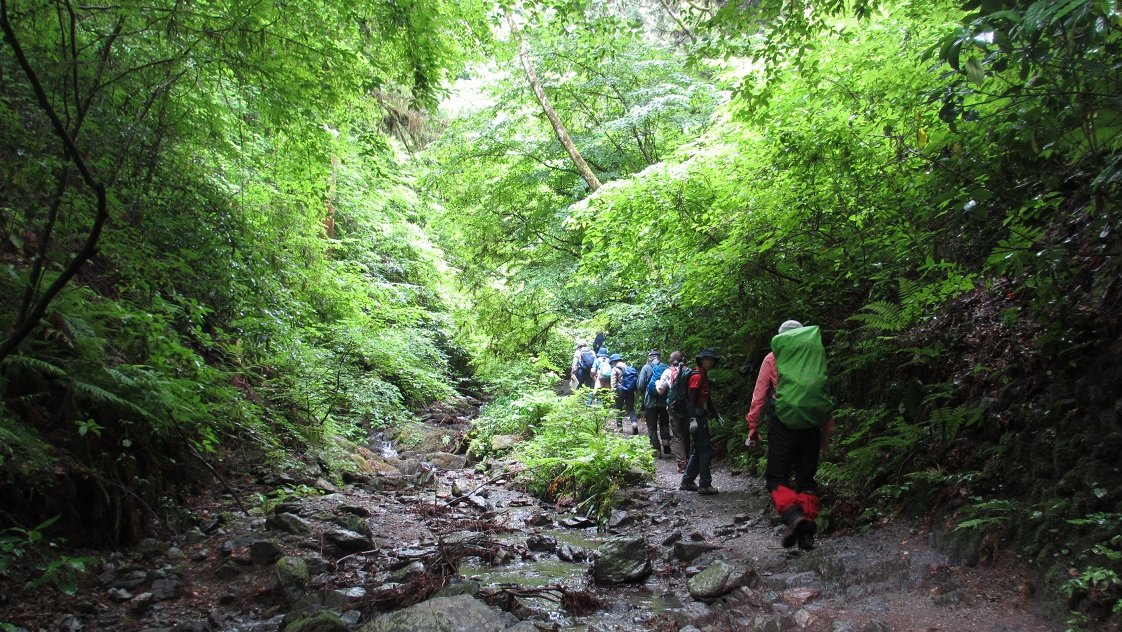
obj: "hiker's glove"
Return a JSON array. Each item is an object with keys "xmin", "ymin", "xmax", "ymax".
[{"xmin": 689, "ymin": 418, "xmax": 698, "ymax": 434}]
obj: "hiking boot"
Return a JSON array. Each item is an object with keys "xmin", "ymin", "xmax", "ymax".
[
  {"xmin": 797, "ymin": 519, "xmax": 818, "ymax": 550},
  {"xmin": 781, "ymin": 507, "xmax": 806, "ymax": 549},
  {"xmin": 698, "ymin": 486, "xmax": 719, "ymax": 495},
  {"xmin": 679, "ymin": 481, "xmax": 699, "ymax": 491},
  {"xmin": 662, "ymin": 445, "xmax": 673, "ymax": 457}
]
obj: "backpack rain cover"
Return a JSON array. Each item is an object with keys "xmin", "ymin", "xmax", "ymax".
[{"xmin": 771, "ymin": 325, "xmax": 833, "ymax": 430}]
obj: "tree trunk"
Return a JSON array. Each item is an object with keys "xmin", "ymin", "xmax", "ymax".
[{"xmin": 509, "ymin": 14, "xmax": 601, "ymax": 192}]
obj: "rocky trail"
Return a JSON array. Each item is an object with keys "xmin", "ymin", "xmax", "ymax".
[{"xmin": 1, "ymin": 401, "xmax": 1067, "ymax": 632}]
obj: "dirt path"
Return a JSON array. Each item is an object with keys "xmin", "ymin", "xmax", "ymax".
[{"xmin": 0, "ymin": 412, "xmax": 1068, "ymax": 632}]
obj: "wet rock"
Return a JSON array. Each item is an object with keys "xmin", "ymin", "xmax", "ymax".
[
  {"xmin": 489, "ymin": 435, "xmax": 520, "ymax": 453},
  {"xmin": 560, "ymin": 516, "xmax": 597, "ymax": 529},
  {"xmin": 129, "ymin": 592, "xmax": 154, "ymax": 615},
  {"xmin": 340, "ymin": 611, "xmax": 362, "ymax": 626},
  {"xmin": 780, "ymin": 587, "xmax": 820, "ymax": 607},
  {"xmin": 166, "ymin": 546, "xmax": 184, "ymax": 560},
  {"xmin": 250, "ymin": 540, "xmax": 282, "ymax": 565},
  {"xmin": 688, "ymin": 559, "xmax": 756, "ymax": 602},
  {"xmin": 170, "ymin": 620, "xmax": 213, "ymax": 632},
  {"xmin": 359, "ymin": 594, "xmax": 520, "ymax": 631},
  {"xmin": 662, "ymin": 530, "xmax": 684, "ymax": 546},
  {"xmin": 526, "ymin": 513, "xmax": 553, "ymax": 527},
  {"xmin": 149, "ymin": 578, "xmax": 180, "ymax": 600},
  {"xmin": 285, "ymin": 611, "xmax": 347, "ymax": 632},
  {"xmin": 276, "ymin": 556, "xmax": 310, "ymax": 601},
  {"xmin": 510, "ymin": 594, "xmax": 567, "ymax": 623},
  {"xmin": 862, "ymin": 621, "xmax": 892, "ymax": 632},
  {"xmin": 526, "ymin": 535, "xmax": 557, "ymax": 553},
  {"xmin": 222, "ymin": 535, "xmax": 268, "ymax": 562},
  {"xmin": 557, "ymin": 543, "xmax": 586, "ymax": 562},
  {"xmin": 193, "ymin": 548, "xmax": 210, "ymax": 562},
  {"xmin": 425, "ymin": 452, "xmax": 467, "ymax": 470},
  {"xmin": 608, "ymin": 510, "xmax": 632, "ymax": 529},
  {"xmin": 313, "ymin": 478, "xmax": 340, "ymax": 494},
  {"xmin": 324, "ymin": 528, "xmax": 373, "ymax": 554},
  {"xmin": 333, "ymin": 512, "xmax": 369, "ymax": 535},
  {"xmin": 389, "ymin": 560, "xmax": 426, "ymax": 583},
  {"xmin": 185, "ymin": 527, "xmax": 207, "ymax": 545},
  {"xmin": 466, "ymin": 495, "xmax": 490, "ymax": 511},
  {"xmin": 339, "ymin": 503, "xmax": 370, "ymax": 517},
  {"xmin": 670, "ymin": 602, "xmax": 713, "ymax": 628},
  {"xmin": 323, "ymin": 586, "xmax": 366, "ymax": 608},
  {"xmin": 434, "ymin": 579, "xmax": 481, "ymax": 598},
  {"xmin": 107, "ymin": 588, "xmax": 132, "ymax": 602},
  {"xmin": 592, "ymin": 535, "xmax": 652, "ymax": 585},
  {"xmin": 674, "ymin": 541, "xmax": 721, "ymax": 562},
  {"xmin": 733, "ymin": 514, "xmax": 752, "ymax": 524},
  {"xmin": 137, "ymin": 538, "xmax": 164, "ymax": 559},
  {"xmin": 99, "ymin": 567, "xmax": 149, "ymax": 590},
  {"xmin": 267, "ymin": 513, "xmax": 313, "ymax": 536}
]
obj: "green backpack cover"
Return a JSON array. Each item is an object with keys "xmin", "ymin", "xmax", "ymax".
[{"xmin": 771, "ymin": 325, "xmax": 833, "ymax": 430}]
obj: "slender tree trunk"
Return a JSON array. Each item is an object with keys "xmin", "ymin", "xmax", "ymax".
[
  {"xmin": 0, "ymin": 0, "xmax": 109, "ymax": 364},
  {"xmin": 508, "ymin": 14, "xmax": 601, "ymax": 192}
]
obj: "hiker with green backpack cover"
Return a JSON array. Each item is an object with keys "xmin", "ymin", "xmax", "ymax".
[{"xmin": 745, "ymin": 320, "xmax": 836, "ymax": 550}]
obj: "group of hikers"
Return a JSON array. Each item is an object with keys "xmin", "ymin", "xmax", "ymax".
[{"xmin": 569, "ymin": 320, "xmax": 833, "ymax": 550}]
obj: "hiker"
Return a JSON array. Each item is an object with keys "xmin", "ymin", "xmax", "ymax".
[
  {"xmin": 594, "ymin": 347, "xmax": 613, "ymax": 390},
  {"xmin": 659, "ymin": 351, "xmax": 690, "ymax": 472},
  {"xmin": 679, "ymin": 348, "xmax": 720, "ymax": 495},
  {"xmin": 637, "ymin": 350, "xmax": 672, "ymax": 458},
  {"xmin": 746, "ymin": 320, "xmax": 835, "ymax": 550},
  {"xmin": 588, "ymin": 347, "xmax": 612, "ymax": 405},
  {"xmin": 610, "ymin": 354, "xmax": 639, "ymax": 433},
  {"xmin": 570, "ymin": 340, "xmax": 596, "ymax": 390}
]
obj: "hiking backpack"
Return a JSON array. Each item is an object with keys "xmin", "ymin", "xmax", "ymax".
[
  {"xmin": 645, "ymin": 362, "xmax": 669, "ymax": 399},
  {"xmin": 579, "ymin": 349, "xmax": 595, "ymax": 370},
  {"xmin": 619, "ymin": 366, "xmax": 639, "ymax": 391},
  {"xmin": 666, "ymin": 366, "xmax": 694, "ymax": 414},
  {"xmin": 771, "ymin": 325, "xmax": 833, "ymax": 430}
]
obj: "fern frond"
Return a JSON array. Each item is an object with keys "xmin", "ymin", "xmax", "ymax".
[
  {"xmin": 847, "ymin": 300, "xmax": 909, "ymax": 332},
  {"xmin": 66, "ymin": 379, "xmax": 156, "ymax": 421},
  {"xmin": 1, "ymin": 355, "xmax": 68, "ymax": 378}
]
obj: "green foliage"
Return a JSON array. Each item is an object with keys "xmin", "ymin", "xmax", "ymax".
[
  {"xmin": 0, "ymin": 517, "xmax": 93, "ymax": 595},
  {"xmin": 514, "ymin": 392, "xmax": 654, "ymax": 523}
]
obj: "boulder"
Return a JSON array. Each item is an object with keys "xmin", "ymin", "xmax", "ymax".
[
  {"xmin": 267, "ymin": 513, "xmax": 313, "ymax": 536},
  {"xmin": 489, "ymin": 435, "xmax": 519, "ymax": 453},
  {"xmin": 687, "ymin": 559, "xmax": 757, "ymax": 603},
  {"xmin": 285, "ymin": 611, "xmax": 347, "ymax": 632},
  {"xmin": 674, "ymin": 541, "xmax": 721, "ymax": 562},
  {"xmin": 592, "ymin": 535, "xmax": 652, "ymax": 585},
  {"xmin": 275, "ymin": 556, "xmax": 310, "ymax": 603},
  {"xmin": 359, "ymin": 594, "xmax": 519, "ymax": 632},
  {"xmin": 250, "ymin": 540, "xmax": 282, "ymax": 565},
  {"xmin": 324, "ymin": 528, "xmax": 373, "ymax": 554},
  {"xmin": 424, "ymin": 452, "xmax": 467, "ymax": 470}
]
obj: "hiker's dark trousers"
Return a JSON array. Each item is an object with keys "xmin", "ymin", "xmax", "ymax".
[{"xmin": 765, "ymin": 415, "xmax": 822, "ymax": 494}]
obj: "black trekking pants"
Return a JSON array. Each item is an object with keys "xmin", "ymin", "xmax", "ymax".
[{"xmin": 764, "ymin": 415, "xmax": 822, "ymax": 494}]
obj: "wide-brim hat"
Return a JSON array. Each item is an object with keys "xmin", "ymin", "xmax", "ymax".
[
  {"xmin": 695, "ymin": 348, "xmax": 720, "ymax": 365},
  {"xmin": 609, "ymin": 353, "xmax": 621, "ymax": 363}
]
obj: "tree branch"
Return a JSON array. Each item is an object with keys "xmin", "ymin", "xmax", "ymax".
[{"xmin": 0, "ymin": 0, "xmax": 110, "ymax": 364}]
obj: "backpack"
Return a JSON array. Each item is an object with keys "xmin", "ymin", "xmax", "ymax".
[
  {"xmin": 666, "ymin": 366, "xmax": 694, "ymax": 414},
  {"xmin": 645, "ymin": 362, "xmax": 669, "ymax": 399},
  {"xmin": 597, "ymin": 358, "xmax": 613, "ymax": 379},
  {"xmin": 771, "ymin": 325, "xmax": 833, "ymax": 430},
  {"xmin": 579, "ymin": 349, "xmax": 595, "ymax": 370},
  {"xmin": 619, "ymin": 366, "xmax": 638, "ymax": 391}
]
